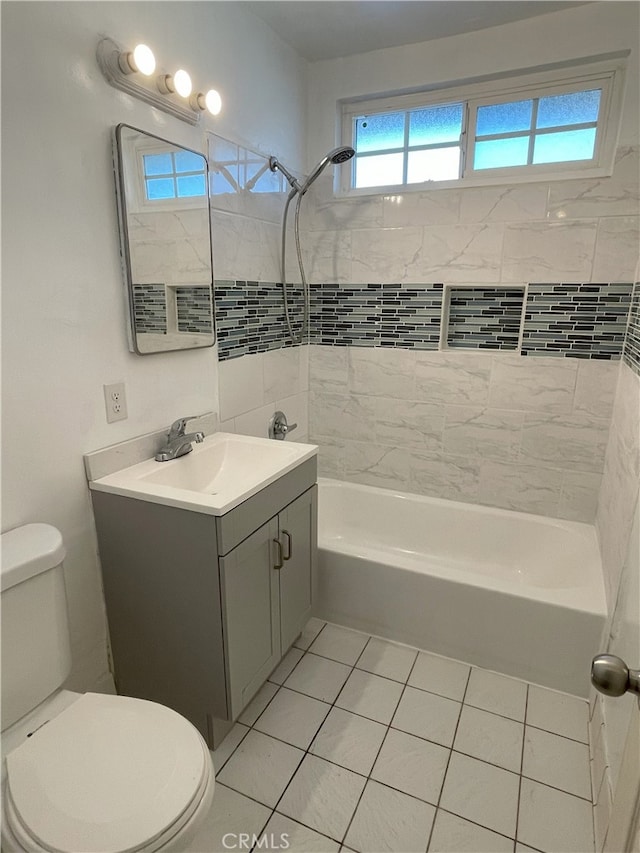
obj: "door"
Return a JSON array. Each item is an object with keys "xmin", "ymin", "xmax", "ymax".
[
  {"xmin": 220, "ymin": 517, "xmax": 281, "ymax": 719},
  {"xmin": 595, "ymin": 503, "xmax": 640, "ymax": 852},
  {"xmin": 278, "ymin": 486, "xmax": 317, "ymax": 652}
]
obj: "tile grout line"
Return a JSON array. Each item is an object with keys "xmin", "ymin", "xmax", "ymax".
[
  {"xmin": 425, "ymin": 665, "xmax": 472, "ymax": 852},
  {"xmin": 513, "ymin": 682, "xmax": 530, "ymax": 851},
  {"xmin": 337, "ymin": 639, "xmax": 421, "ymax": 849}
]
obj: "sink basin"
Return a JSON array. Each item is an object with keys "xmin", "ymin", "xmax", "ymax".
[{"xmin": 89, "ymin": 433, "xmax": 317, "ymax": 515}]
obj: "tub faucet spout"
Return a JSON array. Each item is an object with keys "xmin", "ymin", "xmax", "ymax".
[{"xmin": 155, "ymin": 417, "xmax": 204, "ymax": 462}]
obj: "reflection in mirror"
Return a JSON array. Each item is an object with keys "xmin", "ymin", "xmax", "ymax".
[{"xmin": 113, "ymin": 124, "xmax": 215, "ymax": 354}]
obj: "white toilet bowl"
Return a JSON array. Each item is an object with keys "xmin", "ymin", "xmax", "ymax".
[{"xmin": 2, "ymin": 691, "xmax": 214, "ymax": 853}]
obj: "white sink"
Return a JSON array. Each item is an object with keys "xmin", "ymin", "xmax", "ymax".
[{"xmin": 89, "ymin": 433, "xmax": 317, "ymax": 515}]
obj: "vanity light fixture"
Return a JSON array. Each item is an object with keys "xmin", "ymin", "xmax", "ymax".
[{"xmin": 97, "ymin": 36, "xmax": 222, "ymax": 125}]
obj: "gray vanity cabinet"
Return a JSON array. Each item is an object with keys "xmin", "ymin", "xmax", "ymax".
[
  {"xmin": 278, "ymin": 487, "xmax": 315, "ymax": 651},
  {"xmin": 91, "ymin": 458, "xmax": 317, "ymax": 749},
  {"xmin": 220, "ymin": 518, "xmax": 281, "ymax": 718},
  {"xmin": 220, "ymin": 486, "xmax": 316, "ymax": 720}
]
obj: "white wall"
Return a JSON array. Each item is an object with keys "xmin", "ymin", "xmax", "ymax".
[{"xmin": 1, "ymin": 1, "xmax": 307, "ymax": 691}]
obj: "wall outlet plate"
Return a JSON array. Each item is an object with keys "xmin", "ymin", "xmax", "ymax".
[{"xmin": 103, "ymin": 382, "xmax": 128, "ymax": 423}]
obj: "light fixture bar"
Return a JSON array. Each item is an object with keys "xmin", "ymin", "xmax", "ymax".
[{"xmin": 96, "ymin": 37, "xmax": 200, "ymax": 126}]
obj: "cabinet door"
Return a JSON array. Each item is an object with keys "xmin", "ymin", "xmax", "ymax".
[
  {"xmin": 278, "ymin": 486, "xmax": 317, "ymax": 652},
  {"xmin": 220, "ymin": 517, "xmax": 281, "ymax": 719}
]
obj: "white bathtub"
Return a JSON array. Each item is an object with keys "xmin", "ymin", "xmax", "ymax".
[{"xmin": 316, "ymin": 478, "xmax": 607, "ymax": 697}]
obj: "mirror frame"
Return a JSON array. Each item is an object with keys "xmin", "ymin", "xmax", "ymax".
[{"xmin": 112, "ymin": 123, "xmax": 215, "ymax": 355}]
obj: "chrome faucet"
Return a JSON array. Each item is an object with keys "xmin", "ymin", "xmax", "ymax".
[{"xmin": 155, "ymin": 417, "xmax": 205, "ymax": 462}]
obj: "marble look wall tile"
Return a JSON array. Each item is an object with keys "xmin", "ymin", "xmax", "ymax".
[
  {"xmin": 443, "ymin": 406, "xmax": 524, "ymax": 460},
  {"xmin": 415, "ymin": 352, "xmax": 492, "ymax": 405},
  {"xmin": 218, "ymin": 351, "xmax": 265, "ymax": 420},
  {"xmin": 348, "ymin": 346, "xmax": 416, "ymax": 399},
  {"xmin": 373, "ymin": 398, "xmax": 444, "ymax": 451},
  {"xmin": 546, "ymin": 146, "xmax": 640, "ymax": 221},
  {"xmin": 558, "ymin": 471, "xmax": 602, "ymax": 523},
  {"xmin": 344, "ymin": 442, "xmax": 410, "ymax": 490},
  {"xmin": 596, "ymin": 363, "xmax": 640, "ymax": 608},
  {"xmin": 501, "ymin": 220, "xmax": 598, "ymax": 282},
  {"xmin": 489, "ymin": 355, "xmax": 578, "ymax": 413},
  {"xmin": 409, "ymin": 452, "xmax": 481, "ymax": 503},
  {"xmin": 382, "ymin": 190, "xmax": 461, "ymax": 227},
  {"xmin": 309, "ymin": 392, "xmax": 377, "ymax": 442},
  {"xmin": 309, "ymin": 345, "xmax": 349, "ymax": 393},
  {"xmin": 310, "ymin": 435, "xmax": 345, "ymax": 479},
  {"xmin": 459, "ymin": 184, "xmax": 548, "ymax": 223},
  {"xmin": 573, "ymin": 359, "xmax": 618, "ymax": 419},
  {"xmin": 520, "ymin": 411, "xmax": 610, "ymax": 473},
  {"xmin": 479, "ymin": 461, "xmax": 563, "ymax": 516},
  {"xmin": 591, "ymin": 216, "xmax": 640, "ymax": 283},
  {"xmin": 307, "ymin": 174, "xmax": 384, "ymax": 231},
  {"xmin": 351, "ymin": 226, "xmax": 423, "ymax": 283},
  {"xmin": 263, "ymin": 346, "xmax": 305, "ymax": 401},
  {"xmin": 234, "ymin": 402, "xmax": 275, "ymax": 440},
  {"xmin": 304, "ymin": 229, "xmax": 352, "ymax": 284},
  {"xmin": 211, "ymin": 211, "xmax": 281, "ymax": 282},
  {"xmin": 419, "ymin": 223, "xmax": 504, "ymax": 283}
]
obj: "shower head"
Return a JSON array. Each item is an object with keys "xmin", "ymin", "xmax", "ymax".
[
  {"xmin": 269, "ymin": 146, "xmax": 355, "ymax": 197},
  {"xmin": 300, "ymin": 146, "xmax": 355, "ymax": 194}
]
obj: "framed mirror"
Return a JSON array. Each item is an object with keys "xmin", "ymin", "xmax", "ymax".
[{"xmin": 113, "ymin": 124, "xmax": 215, "ymax": 354}]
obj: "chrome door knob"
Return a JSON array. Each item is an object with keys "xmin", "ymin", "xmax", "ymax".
[{"xmin": 591, "ymin": 654, "xmax": 640, "ymax": 698}]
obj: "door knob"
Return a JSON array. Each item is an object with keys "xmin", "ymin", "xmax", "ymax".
[{"xmin": 591, "ymin": 654, "xmax": 640, "ymax": 698}]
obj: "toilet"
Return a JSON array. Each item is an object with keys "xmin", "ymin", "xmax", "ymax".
[{"xmin": 1, "ymin": 523, "xmax": 215, "ymax": 853}]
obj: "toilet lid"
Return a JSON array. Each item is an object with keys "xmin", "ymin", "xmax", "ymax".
[{"xmin": 5, "ymin": 693, "xmax": 210, "ymax": 853}]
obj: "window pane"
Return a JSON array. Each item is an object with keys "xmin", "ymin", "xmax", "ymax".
[
  {"xmin": 356, "ymin": 112, "xmax": 405, "ymax": 153},
  {"xmin": 176, "ymin": 174, "xmax": 206, "ymax": 197},
  {"xmin": 536, "ymin": 89, "xmax": 601, "ymax": 129},
  {"xmin": 143, "ymin": 153, "xmax": 173, "ymax": 176},
  {"xmin": 409, "ymin": 103, "xmax": 463, "ymax": 146},
  {"xmin": 474, "ymin": 136, "xmax": 529, "ymax": 170},
  {"xmin": 146, "ymin": 177, "xmax": 175, "ymax": 199},
  {"xmin": 533, "ymin": 128, "xmax": 596, "ymax": 164},
  {"xmin": 407, "ymin": 147, "xmax": 460, "ymax": 182},
  {"xmin": 174, "ymin": 150, "xmax": 205, "ymax": 173},
  {"xmin": 476, "ymin": 99, "xmax": 532, "ymax": 136},
  {"xmin": 355, "ymin": 153, "xmax": 403, "ymax": 188}
]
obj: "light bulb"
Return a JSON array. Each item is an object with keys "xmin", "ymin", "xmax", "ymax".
[
  {"xmin": 119, "ymin": 43, "xmax": 156, "ymax": 76},
  {"xmin": 132, "ymin": 44, "xmax": 156, "ymax": 75},
  {"xmin": 173, "ymin": 69, "xmax": 192, "ymax": 98},
  {"xmin": 205, "ymin": 89, "xmax": 222, "ymax": 116}
]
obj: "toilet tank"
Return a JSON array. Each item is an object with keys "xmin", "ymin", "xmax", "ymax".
[{"xmin": 1, "ymin": 523, "xmax": 72, "ymax": 730}]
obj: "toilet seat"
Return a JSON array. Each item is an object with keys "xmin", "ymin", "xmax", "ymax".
[{"xmin": 4, "ymin": 693, "xmax": 214, "ymax": 853}]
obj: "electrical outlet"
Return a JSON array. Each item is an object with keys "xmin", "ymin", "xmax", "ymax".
[{"xmin": 103, "ymin": 382, "xmax": 128, "ymax": 423}]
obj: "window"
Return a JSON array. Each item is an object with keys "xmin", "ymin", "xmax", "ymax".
[
  {"xmin": 142, "ymin": 150, "xmax": 207, "ymax": 201},
  {"xmin": 341, "ymin": 55, "xmax": 626, "ymax": 193}
]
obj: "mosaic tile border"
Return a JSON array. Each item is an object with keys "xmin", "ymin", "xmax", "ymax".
[
  {"xmin": 522, "ymin": 282, "xmax": 632, "ymax": 359},
  {"xmin": 215, "ymin": 280, "xmax": 303, "ymax": 360},
  {"xmin": 446, "ymin": 287, "xmax": 524, "ymax": 351},
  {"xmin": 623, "ymin": 281, "xmax": 640, "ymax": 376},
  {"xmin": 214, "ymin": 280, "xmax": 633, "ymax": 361},
  {"xmin": 132, "ymin": 283, "xmax": 167, "ymax": 334}
]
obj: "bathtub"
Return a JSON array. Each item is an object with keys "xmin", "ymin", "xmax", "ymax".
[{"xmin": 315, "ymin": 478, "xmax": 607, "ymax": 697}]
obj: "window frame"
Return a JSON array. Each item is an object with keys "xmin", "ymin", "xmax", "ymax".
[
  {"xmin": 125, "ymin": 140, "xmax": 209, "ymax": 214},
  {"xmin": 338, "ymin": 55, "xmax": 627, "ymax": 196}
]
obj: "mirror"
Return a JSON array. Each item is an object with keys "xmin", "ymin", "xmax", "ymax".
[{"xmin": 113, "ymin": 124, "xmax": 215, "ymax": 354}]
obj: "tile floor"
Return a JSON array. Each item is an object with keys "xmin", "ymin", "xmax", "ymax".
[{"xmin": 188, "ymin": 619, "xmax": 594, "ymax": 853}]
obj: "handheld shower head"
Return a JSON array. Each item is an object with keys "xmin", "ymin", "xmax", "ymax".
[
  {"xmin": 269, "ymin": 146, "xmax": 355, "ymax": 197},
  {"xmin": 301, "ymin": 146, "xmax": 355, "ymax": 194}
]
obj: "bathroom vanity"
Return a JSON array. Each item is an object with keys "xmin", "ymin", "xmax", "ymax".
[{"xmin": 89, "ymin": 433, "xmax": 317, "ymax": 749}]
